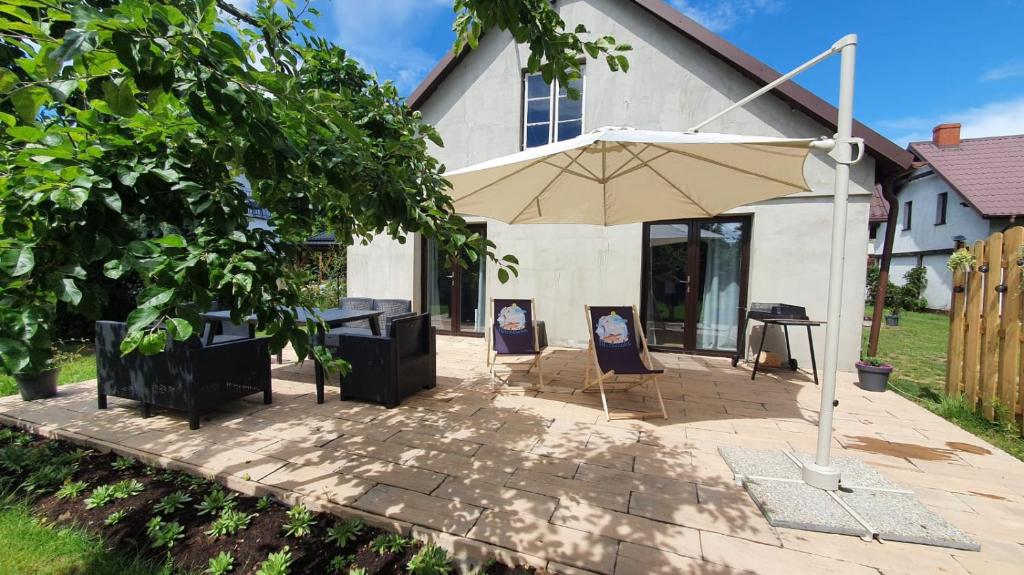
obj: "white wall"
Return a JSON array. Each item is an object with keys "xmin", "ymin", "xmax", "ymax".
[{"xmin": 350, "ymin": 0, "xmax": 880, "ymax": 370}]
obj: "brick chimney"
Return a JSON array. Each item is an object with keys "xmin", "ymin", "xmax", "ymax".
[{"xmin": 932, "ymin": 123, "xmax": 961, "ymax": 147}]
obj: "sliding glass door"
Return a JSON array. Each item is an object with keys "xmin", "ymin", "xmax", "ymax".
[
  {"xmin": 422, "ymin": 225, "xmax": 487, "ymax": 336},
  {"xmin": 642, "ymin": 217, "xmax": 749, "ymax": 353}
]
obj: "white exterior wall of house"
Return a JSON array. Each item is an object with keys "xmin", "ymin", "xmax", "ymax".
[
  {"xmin": 872, "ymin": 169, "xmax": 1001, "ymax": 309},
  {"xmin": 348, "ymin": 0, "xmax": 878, "ymax": 370}
]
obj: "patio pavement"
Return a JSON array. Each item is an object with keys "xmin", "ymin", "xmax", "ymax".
[{"xmin": 2, "ymin": 335, "xmax": 1023, "ymax": 574}]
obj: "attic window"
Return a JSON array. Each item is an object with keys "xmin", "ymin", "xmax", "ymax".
[
  {"xmin": 936, "ymin": 192, "xmax": 947, "ymax": 225},
  {"xmin": 903, "ymin": 201, "xmax": 913, "ymax": 231},
  {"xmin": 522, "ymin": 67, "xmax": 585, "ymax": 149}
]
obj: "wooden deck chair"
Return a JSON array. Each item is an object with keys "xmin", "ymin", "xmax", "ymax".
[
  {"xmin": 485, "ymin": 298, "xmax": 546, "ymax": 389},
  {"xmin": 583, "ymin": 305, "xmax": 668, "ymax": 421}
]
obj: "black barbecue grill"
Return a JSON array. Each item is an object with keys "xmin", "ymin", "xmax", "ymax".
[{"xmin": 733, "ymin": 302, "xmax": 822, "ymax": 385}]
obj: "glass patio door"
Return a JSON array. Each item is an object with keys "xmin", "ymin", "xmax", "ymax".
[
  {"xmin": 643, "ymin": 218, "xmax": 749, "ymax": 353},
  {"xmin": 423, "ymin": 225, "xmax": 486, "ymax": 336}
]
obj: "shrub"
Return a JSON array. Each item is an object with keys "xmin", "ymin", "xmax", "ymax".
[
  {"xmin": 207, "ymin": 551, "xmax": 236, "ymax": 575},
  {"xmin": 197, "ymin": 488, "xmax": 237, "ymax": 516},
  {"xmin": 206, "ymin": 509, "xmax": 256, "ymax": 539},
  {"xmin": 154, "ymin": 490, "xmax": 193, "ymax": 515},
  {"xmin": 407, "ymin": 542, "xmax": 451, "ymax": 575},
  {"xmin": 282, "ymin": 504, "xmax": 316, "ymax": 539},
  {"xmin": 255, "ymin": 547, "xmax": 293, "ymax": 575},
  {"xmin": 370, "ymin": 533, "xmax": 410, "ymax": 556},
  {"xmin": 325, "ymin": 518, "xmax": 364, "ymax": 548}
]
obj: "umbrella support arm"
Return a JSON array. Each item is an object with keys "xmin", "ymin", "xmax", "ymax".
[
  {"xmin": 802, "ymin": 35, "xmax": 858, "ymax": 492},
  {"xmin": 687, "ymin": 34, "xmax": 856, "ymax": 134}
]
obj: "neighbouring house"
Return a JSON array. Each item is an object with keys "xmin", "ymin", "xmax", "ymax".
[
  {"xmin": 347, "ymin": 0, "xmax": 913, "ymax": 370},
  {"xmin": 870, "ymin": 124, "xmax": 1024, "ymax": 310}
]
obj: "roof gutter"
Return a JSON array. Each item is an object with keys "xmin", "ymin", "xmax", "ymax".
[{"xmin": 866, "ymin": 166, "xmax": 916, "ymax": 356}]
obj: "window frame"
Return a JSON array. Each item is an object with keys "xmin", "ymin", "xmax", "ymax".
[
  {"xmin": 902, "ymin": 201, "xmax": 913, "ymax": 231},
  {"xmin": 521, "ymin": 68, "xmax": 586, "ymax": 149},
  {"xmin": 935, "ymin": 192, "xmax": 948, "ymax": 225}
]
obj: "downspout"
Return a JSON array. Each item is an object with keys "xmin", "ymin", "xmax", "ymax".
[{"xmin": 867, "ymin": 167, "xmax": 914, "ymax": 356}]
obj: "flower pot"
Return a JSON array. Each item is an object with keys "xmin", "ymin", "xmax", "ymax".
[
  {"xmin": 884, "ymin": 314, "xmax": 900, "ymax": 327},
  {"xmin": 14, "ymin": 368, "xmax": 59, "ymax": 401},
  {"xmin": 856, "ymin": 363, "xmax": 891, "ymax": 392}
]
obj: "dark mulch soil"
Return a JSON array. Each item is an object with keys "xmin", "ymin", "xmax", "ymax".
[{"xmin": 1, "ymin": 425, "xmax": 542, "ymax": 574}]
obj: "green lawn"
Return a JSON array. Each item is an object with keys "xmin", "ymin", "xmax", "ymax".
[
  {"xmin": 0, "ymin": 343, "xmax": 97, "ymax": 398},
  {"xmin": 0, "ymin": 500, "xmax": 167, "ymax": 575},
  {"xmin": 863, "ymin": 307, "xmax": 1024, "ymax": 461}
]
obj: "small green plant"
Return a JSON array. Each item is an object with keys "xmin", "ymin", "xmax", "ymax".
[
  {"xmin": 282, "ymin": 504, "xmax": 316, "ymax": 538},
  {"xmin": 325, "ymin": 518, "xmax": 364, "ymax": 548},
  {"xmin": 154, "ymin": 490, "xmax": 193, "ymax": 515},
  {"xmin": 197, "ymin": 488, "xmax": 237, "ymax": 516},
  {"xmin": 146, "ymin": 516, "xmax": 185, "ymax": 549},
  {"xmin": 329, "ymin": 555, "xmax": 354, "ymax": 573},
  {"xmin": 207, "ymin": 551, "xmax": 236, "ymax": 575},
  {"xmin": 858, "ymin": 356, "xmax": 890, "ymax": 368},
  {"xmin": 206, "ymin": 508, "xmax": 256, "ymax": 538},
  {"xmin": 111, "ymin": 456, "xmax": 135, "ymax": 471},
  {"xmin": 56, "ymin": 479, "xmax": 88, "ymax": 500},
  {"xmin": 370, "ymin": 533, "xmax": 410, "ymax": 556},
  {"xmin": 255, "ymin": 547, "xmax": 292, "ymax": 575},
  {"xmin": 348, "ymin": 568, "xmax": 368, "ymax": 575},
  {"xmin": 22, "ymin": 463, "xmax": 75, "ymax": 494},
  {"xmin": 937, "ymin": 393, "xmax": 973, "ymax": 421},
  {"xmin": 407, "ymin": 542, "xmax": 451, "ymax": 575},
  {"xmin": 85, "ymin": 484, "xmax": 118, "ymax": 509},
  {"xmin": 111, "ymin": 478, "xmax": 145, "ymax": 499},
  {"xmin": 105, "ymin": 509, "xmax": 129, "ymax": 526},
  {"xmin": 256, "ymin": 495, "xmax": 274, "ymax": 511},
  {"xmin": 947, "ymin": 248, "xmax": 976, "ymax": 273}
]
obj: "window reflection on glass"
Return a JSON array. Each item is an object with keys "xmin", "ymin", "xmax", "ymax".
[{"xmin": 695, "ymin": 222, "xmax": 743, "ymax": 351}]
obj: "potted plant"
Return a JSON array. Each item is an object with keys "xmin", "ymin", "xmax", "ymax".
[
  {"xmin": 856, "ymin": 357, "xmax": 892, "ymax": 392},
  {"xmin": 0, "ymin": 300, "xmax": 61, "ymax": 401},
  {"xmin": 884, "ymin": 285, "xmax": 904, "ymax": 327}
]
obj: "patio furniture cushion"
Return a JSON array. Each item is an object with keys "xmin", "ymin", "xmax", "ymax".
[
  {"xmin": 340, "ymin": 297, "xmax": 375, "ymax": 328},
  {"xmin": 326, "ymin": 311, "xmax": 417, "ymax": 340},
  {"xmin": 588, "ymin": 306, "xmax": 663, "ymax": 375},
  {"xmin": 373, "ymin": 298, "xmax": 413, "ymax": 322}
]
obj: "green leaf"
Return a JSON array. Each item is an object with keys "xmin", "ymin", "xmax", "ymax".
[
  {"xmin": 101, "ymin": 80, "xmax": 138, "ymax": 117},
  {"xmin": 497, "ymin": 268, "xmax": 509, "ymax": 284},
  {"xmin": 50, "ymin": 29, "xmax": 98, "ymax": 63},
  {"xmin": 11, "ymin": 86, "xmax": 48, "ymax": 123},
  {"xmin": 166, "ymin": 318, "xmax": 193, "ymax": 341},
  {"xmin": 0, "ymin": 69, "xmax": 16, "ymax": 93},
  {"xmin": 51, "ymin": 187, "xmax": 89, "ymax": 210},
  {"xmin": 501, "ymin": 254, "xmax": 519, "ymax": 265},
  {"xmin": 0, "ymin": 338, "xmax": 30, "ymax": 373},
  {"xmin": 139, "ymin": 332, "xmax": 167, "ymax": 355},
  {"xmin": 1, "ymin": 247, "xmax": 35, "ymax": 276},
  {"xmin": 139, "ymin": 288, "xmax": 174, "ymax": 309},
  {"xmin": 154, "ymin": 234, "xmax": 186, "ymax": 248},
  {"xmin": 126, "ymin": 306, "xmax": 161, "ymax": 332},
  {"xmin": 57, "ymin": 278, "xmax": 82, "ymax": 305},
  {"xmin": 103, "ymin": 191, "xmax": 122, "ymax": 213},
  {"xmin": 119, "ymin": 331, "xmax": 144, "ymax": 356},
  {"xmin": 6, "ymin": 125, "xmax": 44, "ymax": 142},
  {"xmin": 103, "ymin": 259, "xmax": 126, "ymax": 279}
]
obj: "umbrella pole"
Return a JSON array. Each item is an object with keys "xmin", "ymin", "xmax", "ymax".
[{"xmin": 802, "ymin": 34, "xmax": 858, "ymax": 491}]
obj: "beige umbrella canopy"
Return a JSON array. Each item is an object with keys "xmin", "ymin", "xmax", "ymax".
[{"xmin": 445, "ymin": 127, "xmax": 824, "ymax": 225}]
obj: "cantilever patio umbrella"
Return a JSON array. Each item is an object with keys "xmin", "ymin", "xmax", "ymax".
[
  {"xmin": 445, "ymin": 35, "xmax": 863, "ymax": 493},
  {"xmin": 445, "ymin": 128, "xmax": 830, "ymax": 225}
]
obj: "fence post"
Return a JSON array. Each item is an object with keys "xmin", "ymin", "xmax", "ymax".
[
  {"xmin": 981, "ymin": 232, "xmax": 1004, "ymax": 420},
  {"xmin": 963, "ymin": 240, "xmax": 986, "ymax": 412},
  {"xmin": 946, "ymin": 264, "xmax": 967, "ymax": 397},
  {"xmin": 999, "ymin": 227, "xmax": 1023, "ymax": 423}
]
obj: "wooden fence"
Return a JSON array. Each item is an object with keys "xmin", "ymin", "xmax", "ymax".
[{"xmin": 946, "ymin": 227, "xmax": 1024, "ymax": 433}]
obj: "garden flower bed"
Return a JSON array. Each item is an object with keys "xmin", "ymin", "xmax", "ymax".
[{"xmin": 0, "ymin": 425, "xmax": 538, "ymax": 575}]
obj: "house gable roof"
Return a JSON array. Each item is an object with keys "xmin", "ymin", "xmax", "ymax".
[
  {"xmin": 909, "ymin": 134, "xmax": 1024, "ymax": 218},
  {"xmin": 407, "ymin": 0, "xmax": 913, "ymax": 175},
  {"xmin": 869, "ymin": 185, "xmax": 889, "ymax": 222}
]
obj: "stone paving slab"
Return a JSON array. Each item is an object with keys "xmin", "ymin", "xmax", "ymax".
[{"xmin": 1, "ymin": 336, "xmax": 1019, "ymax": 574}]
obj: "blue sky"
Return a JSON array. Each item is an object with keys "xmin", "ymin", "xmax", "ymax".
[{"xmin": 236, "ymin": 0, "xmax": 1024, "ymax": 145}]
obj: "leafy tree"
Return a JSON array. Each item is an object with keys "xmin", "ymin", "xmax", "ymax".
[{"xmin": 0, "ymin": 0, "xmax": 628, "ymax": 375}]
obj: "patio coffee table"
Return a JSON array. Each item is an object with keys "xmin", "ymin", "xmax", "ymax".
[{"xmin": 201, "ymin": 307, "xmax": 384, "ymax": 403}]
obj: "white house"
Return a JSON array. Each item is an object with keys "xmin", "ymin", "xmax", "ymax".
[
  {"xmin": 871, "ymin": 124, "xmax": 1024, "ymax": 309},
  {"xmin": 347, "ymin": 0, "xmax": 912, "ymax": 370}
]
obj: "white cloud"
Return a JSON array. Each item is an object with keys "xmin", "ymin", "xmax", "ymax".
[
  {"xmin": 877, "ymin": 97, "xmax": 1024, "ymax": 145},
  {"xmin": 669, "ymin": 0, "xmax": 782, "ymax": 32},
  {"xmin": 980, "ymin": 61, "xmax": 1024, "ymax": 82},
  {"xmin": 331, "ymin": 0, "xmax": 452, "ymax": 93}
]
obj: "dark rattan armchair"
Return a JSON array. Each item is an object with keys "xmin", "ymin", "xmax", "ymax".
[
  {"xmin": 95, "ymin": 321, "xmax": 272, "ymax": 429},
  {"xmin": 324, "ymin": 313, "xmax": 435, "ymax": 408}
]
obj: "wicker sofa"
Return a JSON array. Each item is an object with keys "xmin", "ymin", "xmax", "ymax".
[
  {"xmin": 324, "ymin": 312, "xmax": 436, "ymax": 408},
  {"xmin": 95, "ymin": 321, "xmax": 271, "ymax": 429}
]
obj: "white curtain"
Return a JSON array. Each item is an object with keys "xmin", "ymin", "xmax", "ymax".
[{"xmin": 698, "ymin": 228, "xmax": 741, "ymax": 350}]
